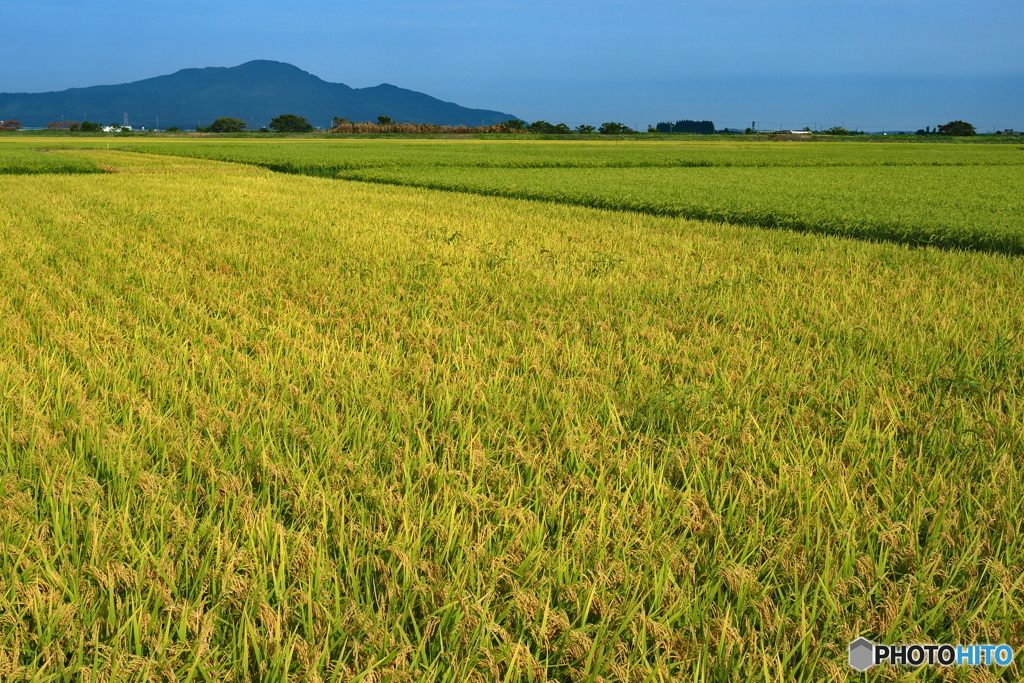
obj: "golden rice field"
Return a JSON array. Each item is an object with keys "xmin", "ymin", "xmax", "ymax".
[{"xmin": 0, "ymin": 142, "xmax": 1022, "ymax": 682}]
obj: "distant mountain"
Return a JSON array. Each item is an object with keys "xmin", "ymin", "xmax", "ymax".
[{"xmin": 0, "ymin": 60, "xmax": 517, "ymax": 129}]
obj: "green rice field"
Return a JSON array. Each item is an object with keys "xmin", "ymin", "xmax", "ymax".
[{"xmin": 0, "ymin": 137, "xmax": 1021, "ymax": 681}]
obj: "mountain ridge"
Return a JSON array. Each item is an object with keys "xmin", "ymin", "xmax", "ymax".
[{"xmin": 0, "ymin": 60, "xmax": 517, "ymax": 129}]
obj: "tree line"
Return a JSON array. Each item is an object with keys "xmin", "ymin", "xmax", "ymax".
[
  {"xmin": 655, "ymin": 120, "xmax": 715, "ymax": 134},
  {"xmin": 197, "ymin": 116, "xmax": 645, "ymax": 135},
  {"xmin": 6, "ymin": 116, "xmax": 989, "ymax": 137},
  {"xmin": 819, "ymin": 121, "xmax": 978, "ymax": 136}
]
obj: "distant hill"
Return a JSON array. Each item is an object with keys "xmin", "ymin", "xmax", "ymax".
[{"xmin": 0, "ymin": 60, "xmax": 517, "ymax": 130}]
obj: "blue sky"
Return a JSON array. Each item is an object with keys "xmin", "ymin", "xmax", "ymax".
[{"xmin": 3, "ymin": 0, "xmax": 1022, "ymax": 130}]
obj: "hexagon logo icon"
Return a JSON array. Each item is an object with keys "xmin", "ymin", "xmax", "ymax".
[{"xmin": 849, "ymin": 637, "xmax": 875, "ymax": 671}]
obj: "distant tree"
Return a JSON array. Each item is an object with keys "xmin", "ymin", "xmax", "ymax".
[
  {"xmin": 575, "ymin": 124, "xmax": 596, "ymax": 134},
  {"xmin": 553, "ymin": 123, "xmax": 571, "ymax": 134},
  {"xmin": 686, "ymin": 120, "xmax": 714, "ymax": 134},
  {"xmin": 744, "ymin": 127, "xmax": 754, "ymax": 134},
  {"xmin": 209, "ymin": 117, "xmax": 247, "ymax": 133},
  {"xmin": 502, "ymin": 119, "xmax": 526, "ymax": 130},
  {"xmin": 656, "ymin": 119, "xmax": 715, "ymax": 134},
  {"xmin": 164, "ymin": 126, "xmax": 181, "ymax": 133},
  {"xmin": 0, "ymin": 120, "xmax": 23, "ymax": 131},
  {"xmin": 823, "ymin": 126, "xmax": 850, "ymax": 135},
  {"xmin": 598, "ymin": 122, "xmax": 634, "ymax": 135},
  {"xmin": 47, "ymin": 121, "xmax": 80, "ymax": 131},
  {"xmin": 332, "ymin": 117, "xmax": 351, "ymax": 127},
  {"xmin": 937, "ymin": 120, "xmax": 976, "ymax": 136},
  {"xmin": 77, "ymin": 121, "xmax": 102, "ymax": 132},
  {"xmin": 377, "ymin": 115, "xmax": 393, "ymax": 124},
  {"xmin": 528, "ymin": 120, "xmax": 557, "ymax": 134},
  {"xmin": 269, "ymin": 114, "xmax": 315, "ymax": 133},
  {"xmin": 259, "ymin": 127, "xmax": 270, "ymax": 133}
]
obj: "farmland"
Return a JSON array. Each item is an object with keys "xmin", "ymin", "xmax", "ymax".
[
  {"xmin": 0, "ymin": 148, "xmax": 101, "ymax": 175},
  {"xmin": 9, "ymin": 137, "xmax": 1022, "ymax": 253},
  {"xmin": 0, "ymin": 139, "xmax": 1022, "ymax": 681}
]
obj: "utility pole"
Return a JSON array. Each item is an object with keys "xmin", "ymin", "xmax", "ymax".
[{"xmin": 124, "ymin": 112, "xmax": 129, "ymax": 127}]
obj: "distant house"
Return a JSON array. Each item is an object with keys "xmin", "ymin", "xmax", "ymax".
[{"xmin": 998, "ymin": 129, "xmax": 1018, "ymax": 135}]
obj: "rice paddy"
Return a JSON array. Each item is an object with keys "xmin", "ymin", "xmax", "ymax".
[{"xmin": 0, "ymin": 138, "xmax": 1021, "ymax": 681}]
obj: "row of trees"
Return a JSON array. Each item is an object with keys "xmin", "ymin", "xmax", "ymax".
[
  {"xmin": 798, "ymin": 121, "xmax": 978, "ymax": 136},
  {"xmin": 197, "ymin": 115, "xmax": 642, "ymax": 135},
  {"xmin": 7, "ymin": 116, "xmax": 985, "ymax": 137},
  {"xmin": 197, "ymin": 114, "xmax": 315, "ymax": 133},
  {"xmin": 327, "ymin": 117, "xmax": 637, "ymax": 135},
  {"xmin": 329, "ymin": 118, "xmax": 513, "ymax": 134},
  {"xmin": 915, "ymin": 121, "xmax": 977, "ymax": 136},
  {"xmin": 500, "ymin": 119, "xmax": 636, "ymax": 134},
  {"xmin": 164, "ymin": 117, "xmax": 989, "ymax": 137},
  {"xmin": 655, "ymin": 120, "xmax": 716, "ymax": 134}
]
